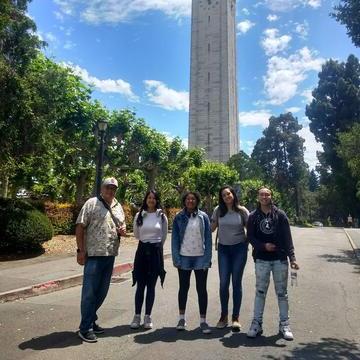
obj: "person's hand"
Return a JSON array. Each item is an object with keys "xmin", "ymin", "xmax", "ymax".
[
  {"xmin": 264, "ymin": 243, "xmax": 276, "ymax": 252},
  {"xmin": 77, "ymin": 251, "xmax": 87, "ymax": 266},
  {"xmin": 117, "ymin": 225, "xmax": 127, "ymax": 236},
  {"xmin": 290, "ymin": 261, "xmax": 300, "ymax": 270}
]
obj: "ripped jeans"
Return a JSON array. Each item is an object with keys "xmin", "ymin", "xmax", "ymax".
[{"xmin": 253, "ymin": 259, "xmax": 289, "ymax": 324}]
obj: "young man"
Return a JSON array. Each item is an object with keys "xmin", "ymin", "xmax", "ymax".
[
  {"xmin": 76, "ymin": 177, "xmax": 126, "ymax": 343},
  {"xmin": 246, "ymin": 187, "xmax": 300, "ymax": 341}
]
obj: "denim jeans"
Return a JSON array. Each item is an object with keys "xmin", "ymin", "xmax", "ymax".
[
  {"xmin": 218, "ymin": 242, "xmax": 248, "ymax": 318},
  {"xmin": 253, "ymin": 259, "xmax": 289, "ymax": 324},
  {"xmin": 79, "ymin": 256, "xmax": 115, "ymax": 333}
]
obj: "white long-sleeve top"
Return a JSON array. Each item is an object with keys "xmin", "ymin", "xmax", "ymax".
[{"xmin": 133, "ymin": 209, "xmax": 168, "ymax": 244}]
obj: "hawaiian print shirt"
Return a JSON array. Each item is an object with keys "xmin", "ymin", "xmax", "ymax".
[{"xmin": 76, "ymin": 197, "xmax": 126, "ymax": 256}]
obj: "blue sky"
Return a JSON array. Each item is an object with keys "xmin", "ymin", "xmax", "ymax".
[{"xmin": 28, "ymin": 0, "xmax": 359, "ymax": 169}]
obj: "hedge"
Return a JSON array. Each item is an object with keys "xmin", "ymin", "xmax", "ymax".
[{"xmin": 0, "ymin": 198, "xmax": 53, "ymax": 251}]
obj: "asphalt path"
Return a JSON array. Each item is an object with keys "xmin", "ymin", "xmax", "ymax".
[{"xmin": 1, "ymin": 227, "xmax": 359, "ymax": 360}]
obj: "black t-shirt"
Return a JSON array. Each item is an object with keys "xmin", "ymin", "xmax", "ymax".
[{"xmin": 249, "ymin": 210, "xmax": 287, "ymax": 261}]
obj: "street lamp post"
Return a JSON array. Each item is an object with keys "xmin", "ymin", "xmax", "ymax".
[{"xmin": 95, "ymin": 119, "xmax": 108, "ymax": 197}]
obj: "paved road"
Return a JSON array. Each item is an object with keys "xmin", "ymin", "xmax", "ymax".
[{"xmin": 1, "ymin": 228, "xmax": 359, "ymax": 360}]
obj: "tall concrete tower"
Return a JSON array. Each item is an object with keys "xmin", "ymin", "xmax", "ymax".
[{"xmin": 188, "ymin": 0, "xmax": 239, "ymax": 162}]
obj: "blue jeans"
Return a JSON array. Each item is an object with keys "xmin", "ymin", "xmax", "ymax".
[
  {"xmin": 79, "ymin": 256, "xmax": 115, "ymax": 333},
  {"xmin": 253, "ymin": 259, "xmax": 289, "ymax": 324},
  {"xmin": 218, "ymin": 242, "xmax": 248, "ymax": 318}
]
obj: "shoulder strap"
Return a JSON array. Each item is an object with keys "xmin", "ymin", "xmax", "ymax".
[{"xmin": 98, "ymin": 196, "xmax": 121, "ymax": 229}]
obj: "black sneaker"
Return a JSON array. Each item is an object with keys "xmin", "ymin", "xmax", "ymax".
[
  {"xmin": 78, "ymin": 330, "xmax": 98, "ymax": 343},
  {"xmin": 93, "ymin": 323, "xmax": 105, "ymax": 334}
]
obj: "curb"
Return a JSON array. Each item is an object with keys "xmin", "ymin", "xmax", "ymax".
[
  {"xmin": 343, "ymin": 228, "xmax": 360, "ymax": 262},
  {"xmin": 0, "ymin": 253, "xmax": 172, "ymax": 303},
  {"xmin": 0, "ymin": 262, "xmax": 133, "ymax": 304}
]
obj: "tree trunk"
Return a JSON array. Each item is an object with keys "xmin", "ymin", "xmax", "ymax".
[
  {"xmin": 295, "ymin": 185, "xmax": 300, "ymax": 218},
  {"xmin": 147, "ymin": 167, "xmax": 157, "ymax": 191},
  {"xmin": 0, "ymin": 174, "xmax": 9, "ymax": 198},
  {"xmin": 75, "ymin": 172, "xmax": 87, "ymax": 205}
]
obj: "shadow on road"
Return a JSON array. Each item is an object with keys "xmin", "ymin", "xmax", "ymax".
[
  {"xmin": 18, "ymin": 325, "xmax": 147, "ymax": 351},
  {"xmin": 319, "ymin": 250, "xmax": 360, "ymax": 274},
  {"xmin": 133, "ymin": 326, "xmax": 230, "ymax": 344},
  {"xmin": 220, "ymin": 333, "xmax": 286, "ymax": 349},
  {"xmin": 262, "ymin": 338, "xmax": 360, "ymax": 359},
  {"xmin": 18, "ymin": 331, "xmax": 82, "ymax": 350}
]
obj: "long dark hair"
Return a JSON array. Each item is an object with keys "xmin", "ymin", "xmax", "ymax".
[
  {"xmin": 218, "ymin": 185, "xmax": 247, "ymax": 223},
  {"xmin": 136, "ymin": 190, "xmax": 163, "ymax": 226}
]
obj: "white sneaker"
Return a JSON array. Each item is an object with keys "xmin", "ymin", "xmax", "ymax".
[
  {"xmin": 130, "ymin": 315, "xmax": 141, "ymax": 329},
  {"xmin": 144, "ymin": 315, "xmax": 153, "ymax": 329},
  {"xmin": 246, "ymin": 320, "xmax": 263, "ymax": 338},
  {"xmin": 279, "ymin": 322, "xmax": 294, "ymax": 341}
]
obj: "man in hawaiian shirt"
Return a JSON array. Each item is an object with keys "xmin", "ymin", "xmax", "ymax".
[{"xmin": 76, "ymin": 177, "xmax": 126, "ymax": 342}]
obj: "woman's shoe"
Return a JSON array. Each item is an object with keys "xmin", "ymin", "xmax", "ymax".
[{"xmin": 216, "ymin": 315, "xmax": 228, "ymax": 329}]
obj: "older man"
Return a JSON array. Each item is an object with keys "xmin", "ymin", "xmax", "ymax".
[{"xmin": 76, "ymin": 177, "xmax": 126, "ymax": 343}]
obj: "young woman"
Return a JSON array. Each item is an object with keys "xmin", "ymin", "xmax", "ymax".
[
  {"xmin": 211, "ymin": 186, "xmax": 249, "ymax": 332},
  {"xmin": 130, "ymin": 190, "xmax": 168, "ymax": 330},
  {"xmin": 172, "ymin": 191, "xmax": 212, "ymax": 334}
]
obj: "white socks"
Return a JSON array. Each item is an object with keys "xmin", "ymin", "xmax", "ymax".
[
  {"xmin": 179, "ymin": 314, "xmax": 185, "ymax": 320},
  {"xmin": 200, "ymin": 317, "xmax": 206, "ymax": 324}
]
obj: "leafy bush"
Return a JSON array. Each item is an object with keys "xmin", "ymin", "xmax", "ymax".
[
  {"xmin": 165, "ymin": 208, "xmax": 181, "ymax": 230},
  {"xmin": 44, "ymin": 202, "xmax": 75, "ymax": 235},
  {"xmin": 0, "ymin": 198, "xmax": 53, "ymax": 250},
  {"xmin": 123, "ymin": 204, "xmax": 137, "ymax": 232}
]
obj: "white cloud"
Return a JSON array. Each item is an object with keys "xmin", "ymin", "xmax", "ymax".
[
  {"xmin": 239, "ymin": 110, "xmax": 272, "ymax": 128},
  {"xmin": 144, "ymin": 80, "xmax": 189, "ymax": 111},
  {"xmin": 264, "ymin": 47, "xmax": 324, "ymax": 105},
  {"xmin": 301, "ymin": 89, "xmax": 314, "ymax": 104},
  {"xmin": 66, "ymin": 63, "xmax": 139, "ymax": 101},
  {"xmin": 295, "ymin": 21, "xmax": 309, "ymax": 39},
  {"xmin": 44, "ymin": 32, "xmax": 58, "ymax": 43},
  {"xmin": 242, "ymin": 8, "xmax": 250, "ymax": 16},
  {"xmin": 286, "ymin": 107, "xmax": 301, "ymax": 113},
  {"xmin": 299, "ymin": 125, "xmax": 322, "ymax": 169},
  {"xmin": 267, "ymin": 14, "xmax": 279, "ymax": 22},
  {"xmin": 54, "ymin": 0, "xmax": 191, "ymax": 24},
  {"xmin": 263, "ymin": 0, "xmax": 321, "ymax": 12},
  {"xmin": 261, "ymin": 28, "xmax": 291, "ymax": 56},
  {"xmin": 64, "ymin": 40, "xmax": 76, "ymax": 49},
  {"xmin": 237, "ymin": 20, "xmax": 256, "ymax": 35}
]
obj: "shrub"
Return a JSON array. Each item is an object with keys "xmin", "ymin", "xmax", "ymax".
[
  {"xmin": 0, "ymin": 198, "xmax": 53, "ymax": 251},
  {"xmin": 165, "ymin": 208, "xmax": 181, "ymax": 230},
  {"xmin": 123, "ymin": 204, "xmax": 138, "ymax": 232},
  {"xmin": 44, "ymin": 202, "xmax": 75, "ymax": 235}
]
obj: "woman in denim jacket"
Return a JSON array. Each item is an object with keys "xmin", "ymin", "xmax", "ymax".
[{"xmin": 171, "ymin": 191, "xmax": 212, "ymax": 334}]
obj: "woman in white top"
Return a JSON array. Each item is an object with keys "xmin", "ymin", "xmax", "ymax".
[{"xmin": 130, "ymin": 190, "xmax": 168, "ymax": 330}]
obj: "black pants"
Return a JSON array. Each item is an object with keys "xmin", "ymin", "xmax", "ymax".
[
  {"xmin": 178, "ymin": 268, "xmax": 208, "ymax": 315},
  {"xmin": 135, "ymin": 273, "xmax": 158, "ymax": 315}
]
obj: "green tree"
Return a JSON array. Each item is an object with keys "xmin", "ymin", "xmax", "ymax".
[
  {"xmin": 239, "ymin": 179, "xmax": 281, "ymax": 212},
  {"xmin": 252, "ymin": 113, "xmax": 308, "ymax": 218},
  {"xmin": 0, "ymin": 0, "xmax": 44, "ymax": 197},
  {"xmin": 227, "ymin": 151, "xmax": 264, "ymax": 181},
  {"xmin": 332, "ymin": 0, "xmax": 360, "ymax": 47},
  {"xmin": 306, "ymin": 55, "xmax": 360, "ymax": 218},
  {"xmin": 308, "ymin": 169, "xmax": 319, "ymax": 192},
  {"xmin": 181, "ymin": 162, "xmax": 239, "ymax": 214},
  {"xmin": 338, "ymin": 123, "xmax": 360, "ymax": 199}
]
